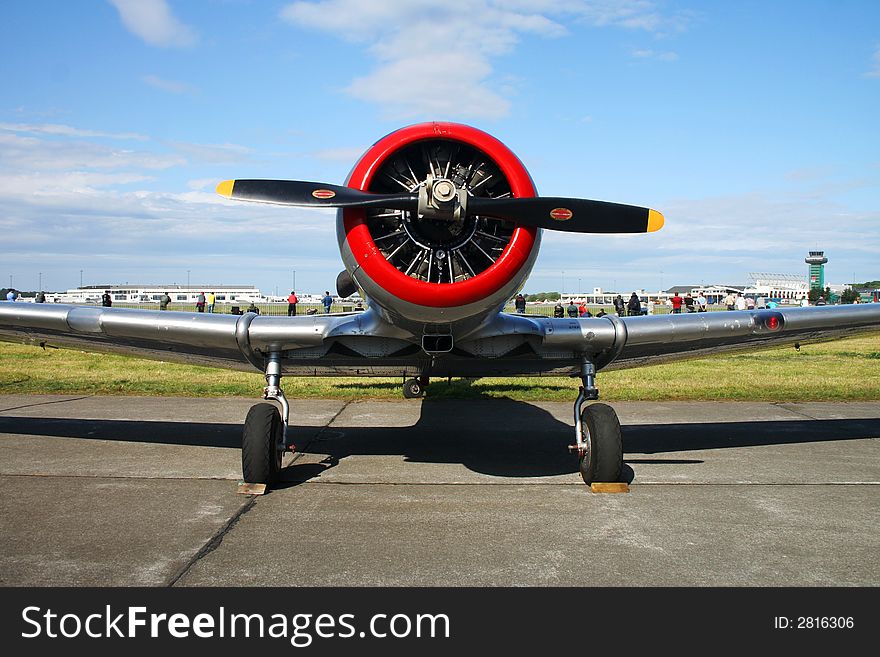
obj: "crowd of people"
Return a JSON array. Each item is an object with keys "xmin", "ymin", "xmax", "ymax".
[
  {"xmin": 523, "ymin": 289, "xmax": 851, "ymax": 318},
  {"xmin": 2, "ymin": 284, "xmax": 863, "ymax": 317}
]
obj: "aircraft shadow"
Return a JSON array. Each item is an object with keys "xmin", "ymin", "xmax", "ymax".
[{"xmin": 1, "ymin": 400, "xmax": 878, "ymax": 485}]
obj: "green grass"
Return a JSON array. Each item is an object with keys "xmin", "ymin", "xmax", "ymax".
[{"xmin": 1, "ymin": 333, "xmax": 878, "ymax": 401}]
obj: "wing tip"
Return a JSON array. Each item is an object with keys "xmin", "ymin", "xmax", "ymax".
[
  {"xmin": 216, "ymin": 180, "xmax": 234, "ymax": 198},
  {"xmin": 647, "ymin": 209, "xmax": 664, "ymax": 232}
]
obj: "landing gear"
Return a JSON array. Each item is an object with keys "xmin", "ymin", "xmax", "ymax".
[
  {"xmin": 568, "ymin": 359, "xmax": 623, "ymax": 484},
  {"xmin": 242, "ymin": 403, "xmax": 283, "ymax": 484},
  {"xmin": 242, "ymin": 352, "xmax": 292, "ymax": 485},
  {"xmin": 402, "ymin": 375, "xmax": 429, "ymax": 399},
  {"xmin": 576, "ymin": 403, "xmax": 622, "ymax": 484}
]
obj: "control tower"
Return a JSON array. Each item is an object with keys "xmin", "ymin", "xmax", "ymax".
[{"xmin": 805, "ymin": 251, "xmax": 828, "ymax": 291}]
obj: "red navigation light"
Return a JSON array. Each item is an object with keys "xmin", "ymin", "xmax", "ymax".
[{"xmin": 766, "ymin": 314, "xmax": 781, "ymax": 331}]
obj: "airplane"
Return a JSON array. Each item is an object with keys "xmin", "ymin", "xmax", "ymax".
[{"xmin": 2, "ymin": 121, "xmax": 879, "ymax": 489}]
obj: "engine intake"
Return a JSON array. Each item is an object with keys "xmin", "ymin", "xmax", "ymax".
[
  {"xmin": 365, "ymin": 139, "xmax": 515, "ymax": 284},
  {"xmin": 422, "ymin": 334, "xmax": 454, "ymax": 354}
]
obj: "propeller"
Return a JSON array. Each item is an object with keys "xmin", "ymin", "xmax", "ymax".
[{"xmin": 216, "ymin": 178, "xmax": 663, "ymax": 234}]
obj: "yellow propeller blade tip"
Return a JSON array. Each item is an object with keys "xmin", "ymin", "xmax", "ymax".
[
  {"xmin": 647, "ymin": 209, "xmax": 664, "ymax": 232},
  {"xmin": 216, "ymin": 180, "xmax": 234, "ymax": 197}
]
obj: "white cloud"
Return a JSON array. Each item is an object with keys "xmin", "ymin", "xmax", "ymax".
[
  {"xmin": 0, "ymin": 118, "xmax": 342, "ymax": 292},
  {"xmin": 0, "ymin": 132, "xmax": 184, "ymax": 171},
  {"xmin": 532, "ymin": 186, "xmax": 880, "ymax": 293},
  {"xmin": 142, "ymin": 74, "xmax": 195, "ymax": 94},
  {"xmin": 280, "ymin": 0, "xmax": 683, "ymax": 119},
  {"xmin": 346, "ymin": 51, "xmax": 510, "ymax": 120},
  {"xmin": 0, "ymin": 122, "xmax": 147, "ymax": 141},
  {"xmin": 313, "ymin": 146, "xmax": 369, "ymax": 162},
  {"xmin": 166, "ymin": 141, "xmax": 252, "ymax": 165},
  {"xmin": 865, "ymin": 45, "xmax": 880, "ymax": 78},
  {"xmin": 0, "ymin": 171, "xmax": 154, "ymax": 198},
  {"xmin": 187, "ymin": 178, "xmax": 219, "ymax": 191},
  {"xmin": 631, "ymin": 48, "xmax": 679, "ymax": 61},
  {"xmin": 108, "ymin": 0, "xmax": 196, "ymax": 48},
  {"xmin": 0, "ymin": 186, "xmax": 338, "ymax": 291}
]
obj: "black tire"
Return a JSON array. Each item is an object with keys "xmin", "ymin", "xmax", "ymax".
[
  {"xmin": 242, "ymin": 403, "xmax": 283, "ymax": 484},
  {"xmin": 402, "ymin": 378, "xmax": 423, "ymax": 399},
  {"xmin": 578, "ymin": 403, "xmax": 623, "ymax": 484}
]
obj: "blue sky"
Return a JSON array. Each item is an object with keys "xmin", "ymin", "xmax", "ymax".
[{"xmin": 1, "ymin": 0, "xmax": 878, "ymax": 296}]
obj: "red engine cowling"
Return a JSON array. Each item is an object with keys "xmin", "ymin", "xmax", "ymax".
[{"xmin": 337, "ymin": 122, "xmax": 541, "ymax": 328}]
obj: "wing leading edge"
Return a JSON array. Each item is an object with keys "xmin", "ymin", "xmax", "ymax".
[
  {"xmin": 0, "ymin": 303, "xmax": 406, "ymax": 372},
  {"xmin": 602, "ymin": 304, "xmax": 880, "ymax": 369},
  {"xmin": 1, "ymin": 302, "xmax": 879, "ymax": 377}
]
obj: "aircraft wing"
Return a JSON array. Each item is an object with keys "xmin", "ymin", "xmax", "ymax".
[
  {"xmin": 506, "ymin": 304, "xmax": 880, "ymax": 371},
  {"xmin": 0, "ymin": 303, "xmax": 408, "ymax": 373},
  {"xmin": 2, "ymin": 302, "xmax": 879, "ymax": 378},
  {"xmin": 460, "ymin": 304, "xmax": 880, "ymax": 374},
  {"xmin": 608, "ymin": 304, "xmax": 880, "ymax": 368}
]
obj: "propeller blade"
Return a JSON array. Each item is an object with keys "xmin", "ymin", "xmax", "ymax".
[
  {"xmin": 217, "ymin": 179, "xmax": 663, "ymax": 234},
  {"xmin": 216, "ymin": 179, "xmax": 417, "ymax": 211},
  {"xmin": 469, "ymin": 196, "xmax": 664, "ymax": 234}
]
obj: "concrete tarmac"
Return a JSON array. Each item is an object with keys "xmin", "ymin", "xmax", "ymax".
[{"xmin": 0, "ymin": 394, "xmax": 878, "ymax": 586}]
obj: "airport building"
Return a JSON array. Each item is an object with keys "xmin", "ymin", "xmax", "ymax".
[
  {"xmin": 559, "ymin": 274, "xmax": 815, "ymax": 309},
  {"xmin": 743, "ymin": 273, "xmax": 810, "ymax": 302},
  {"xmin": 54, "ymin": 285, "xmax": 263, "ymax": 305},
  {"xmin": 35, "ymin": 285, "xmax": 360, "ymax": 307}
]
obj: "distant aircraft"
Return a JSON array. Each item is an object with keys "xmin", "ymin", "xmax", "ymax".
[{"xmin": 2, "ymin": 122, "xmax": 879, "ymax": 488}]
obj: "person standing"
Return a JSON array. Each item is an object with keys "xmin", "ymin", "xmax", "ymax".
[
  {"xmin": 696, "ymin": 293, "xmax": 708, "ymax": 312},
  {"xmin": 322, "ymin": 291, "xmax": 333, "ymax": 313},
  {"xmin": 735, "ymin": 293, "xmax": 747, "ymax": 311},
  {"xmin": 567, "ymin": 300, "xmax": 579, "ymax": 317},
  {"xmin": 287, "ymin": 290, "xmax": 298, "ymax": 316},
  {"xmin": 514, "ymin": 294, "xmax": 526, "ymax": 314},
  {"xmin": 553, "ymin": 301, "xmax": 565, "ymax": 318},
  {"xmin": 196, "ymin": 292, "xmax": 206, "ymax": 312},
  {"xmin": 724, "ymin": 292, "xmax": 736, "ymax": 310},
  {"xmin": 101, "ymin": 290, "xmax": 112, "ymax": 307},
  {"xmin": 684, "ymin": 293, "xmax": 695, "ymax": 312},
  {"xmin": 627, "ymin": 292, "xmax": 642, "ymax": 316},
  {"xmin": 613, "ymin": 294, "xmax": 625, "ymax": 316},
  {"xmin": 670, "ymin": 292, "xmax": 683, "ymax": 314},
  {"xmin": 159, "ymin": 291, "xmax": 171, "ymax": 310},
  {"xmin": 35, "ymin": 291, "xmax": 46, "ymax": 303},
  {"xmin": 206, "ymin": 291, "xmax": 215, "ymax": 313}
]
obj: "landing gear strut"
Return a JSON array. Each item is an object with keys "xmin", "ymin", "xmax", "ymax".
[
  {"xmin": 568, "ymin": 359, "xmax": 622, "ymax": 484},
  {"xmin": 242, "ymin": 352, "xmax": 292, "ymax": 485},
  {"xmin": 402, "ymin": 375, "xmax": 429, "ymax": 399}
]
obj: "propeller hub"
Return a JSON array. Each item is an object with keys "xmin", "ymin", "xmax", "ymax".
[
  {"xmin": 417, "ymin": 173, "xmax": 468, "ymax": 224},
  {"xmin": 432, "ymin": 179, "xmax": 456, "ymax": 203}
]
